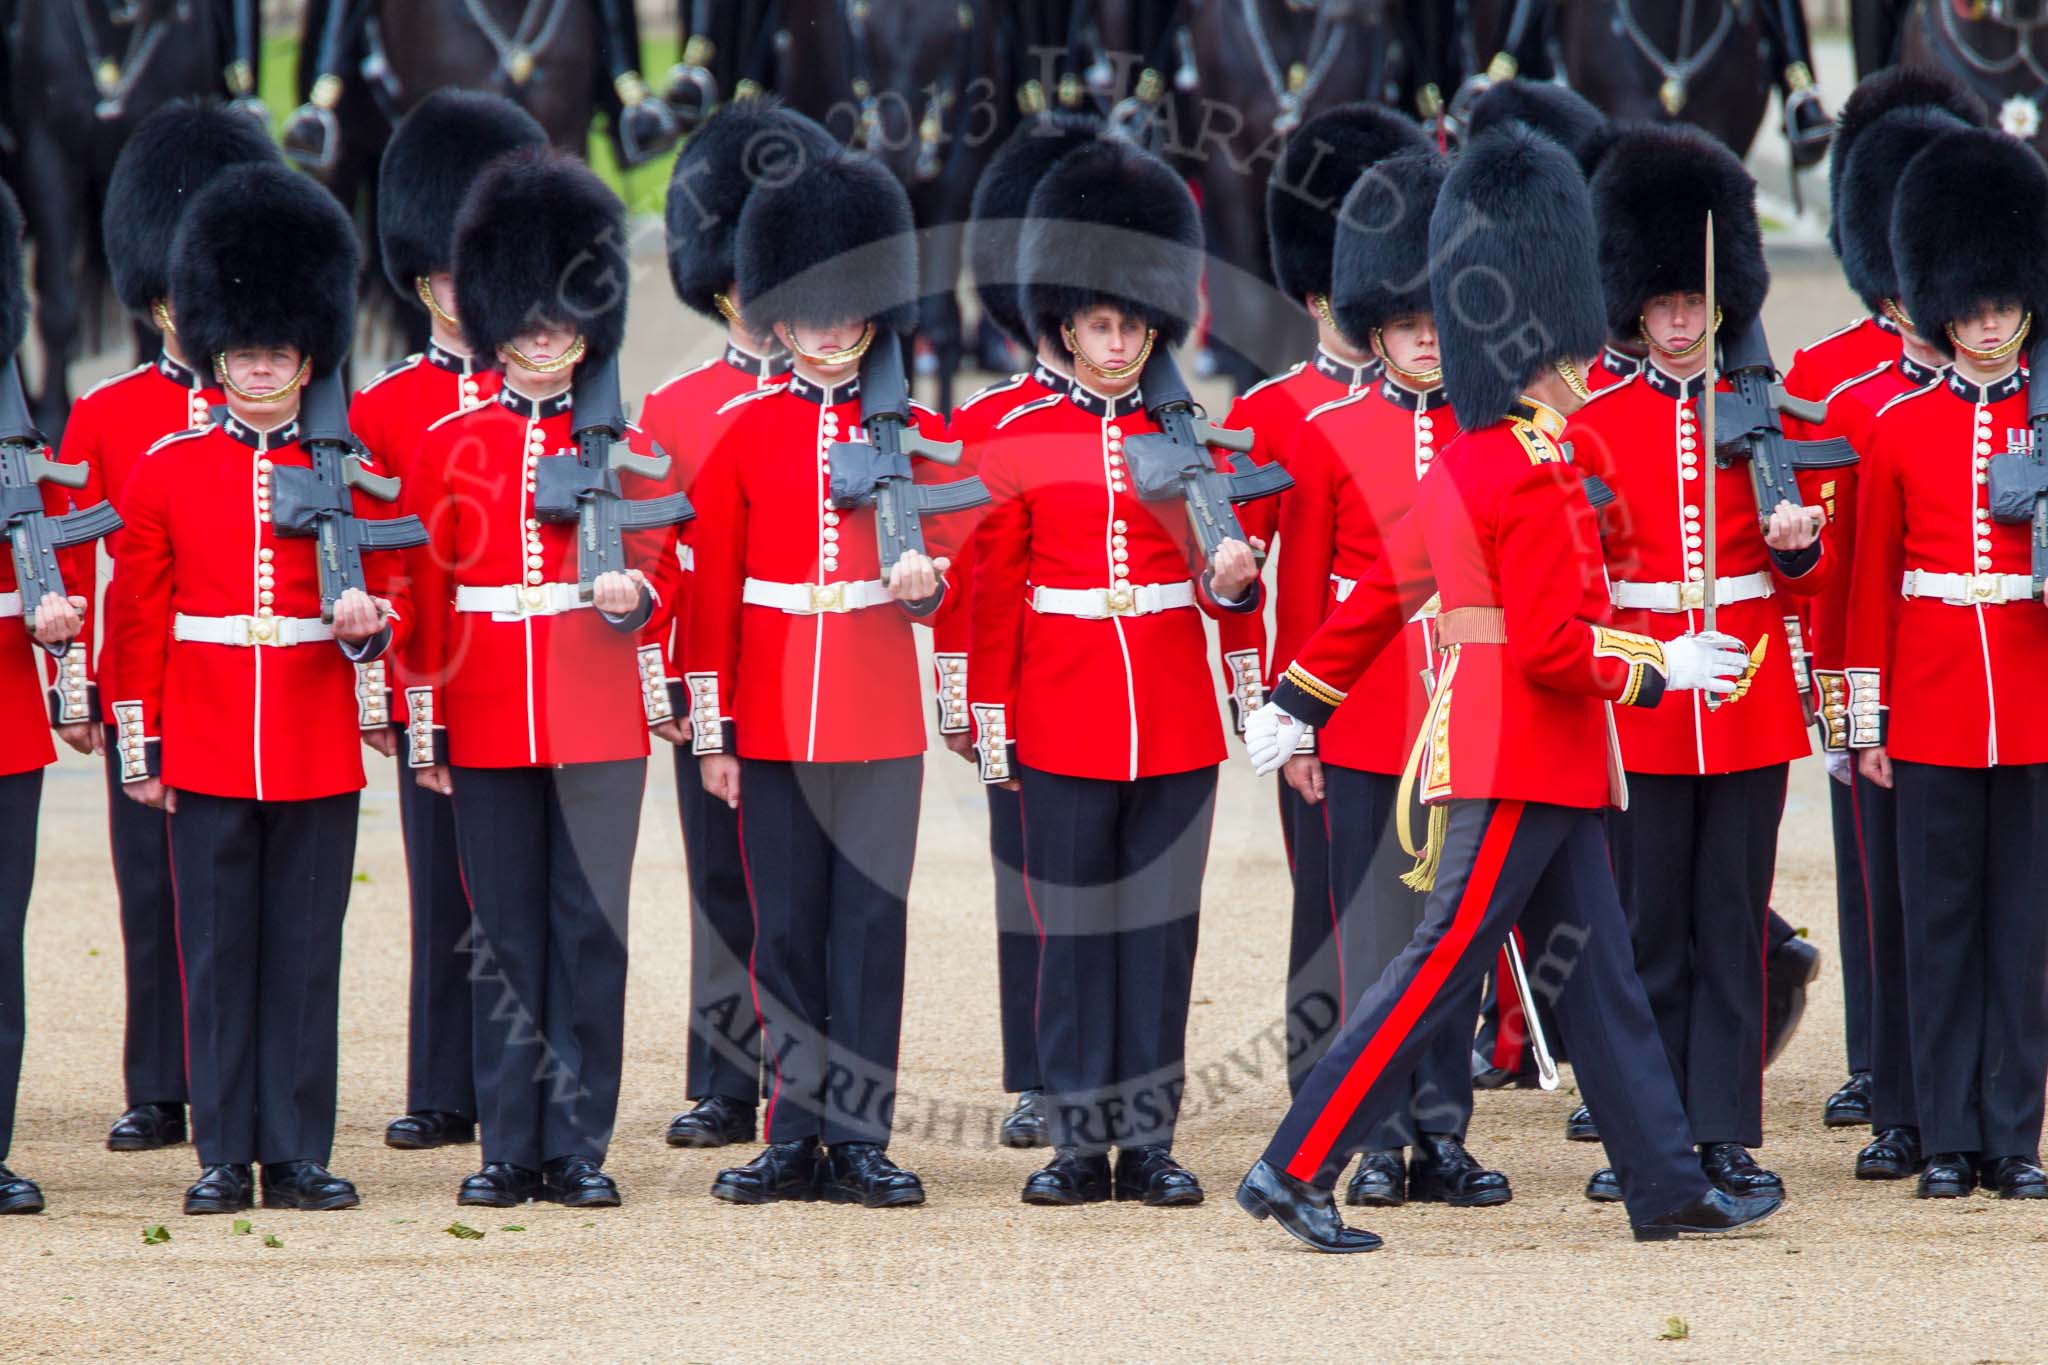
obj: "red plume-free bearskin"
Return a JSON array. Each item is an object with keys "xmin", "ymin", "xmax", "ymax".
[
  {"xmin": 665, "ymin": 97, "xmax": 838, "ymax": 321},
  {"xmin": 1837, "ymin": 107, "xmax": 1975, "ymax": 315},
  {"xmin": 104, "ymin": 101, "xmax": 280, "ymax": 320},
  {"xmin": 1591, "ymin": 122, "xmax": 1768, "ymax": 340},
  {"xmin": 1018, "ymin": 138, "xmax": 1203, "ymax": 348},
  {"xmin": 1267, "ymin": 102, "xmax": 1429, "ymax": 306},
  {"xmin": 1828, "ymin": 65, "xmax": 1988, "ymax": 263},
  {"xmin": 736, "ymin": 149, "xmax": 918, "ymax": 335},
  {"xmin": 1330, "ymin": 148, "xmax": 1446, "ymax": 346},
  {"xmin": 168, "ymin": 161, "xmax": 359, "ymax": 377},
  {"xmin": 1892, "ymin": 127, "xmax": 2048, "ymax": 360},
  {"xmin": 452, "ymin": 148, "xmax": 630, "ymax": 367},
  {"xmin": 1464, "ymin": 79, "xmax": 1607, "ymax": 170},
  {"xmin": 378, "ymin": 90, "xmax": 548, "ymax": 305},
  {"xmin": 968, "ymin": 112, "xmax": 1103, "ymax": 347}
]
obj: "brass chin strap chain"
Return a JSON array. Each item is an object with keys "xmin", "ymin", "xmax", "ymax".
[
  {"xmin": 500, "ymin": 333, "xmax": 589, "ymax": 374},
  {"xmin": 1063, "ymin": 325, "xmax": 1156, "ymax": 383},
  {"xmin": 1946, "ymin": 312, "xmax": 2033, "ymax": 365},
  {"xmin": 1311, "ymin": 293, "xmax": 1337, "ymax": 329},
  {"xmin": 214, "ymin": 353, "xmax": 311, "ymax": 405},
  {"xmin": 1372, "ymin": 330, "xmax": 1442, "ymax": 387},
  {"xmin": 1552, "ymin": 357, "xmax": 1592, "ymax": 402},
  {"xmin": 712, "ymin": 291, "xmax": 744, "ymax": 327},
  {"xmin": 415, "ymin": 277, "xmax": 461, "ymax": 331},
  {"xmin": 1638, "ymin": 307, "xmax": 1723, "ymax": 361},
  {"xmin": 151, "ymin": 300, "xmax": 176, "ymax": 338},
  {"xmin": 1881, "ymin": 297, "xmax": 1916, "ymax": 334},
  {"xmin": 781, "ymin": 322, "xmax": 876, "ymax": 368}
]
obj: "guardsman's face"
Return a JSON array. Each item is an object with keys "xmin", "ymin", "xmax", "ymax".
[
  {"xmin": 1068, "ymin": 306, "xmax": 1149, "ymax": 383},
  {"xmin": 1642, "ymin": 292, "xmax": 1710, "ymax": 356},
  {"xmin": 780, "ymin": 319, "xmax": 867, "ymax": 380},
  {"xmin": 1952, "ymin": 299, "xmax": 2026, "ymax": 357},
  {"xmin": 223, "ymin": 345, "xmax": 302, "ymax": 396},
  {"xmin": 512, "ymin": 322, "xmax": 579, "ymax": 366},
  {"xmin": 1379, "ymin": 312, "xmax": 1440, "ymax": 380}
]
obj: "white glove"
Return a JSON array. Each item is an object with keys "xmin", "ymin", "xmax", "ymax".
[
  {"xmin": 1825, "ymin": 749, "xmax": 1852, "ymax": 785},
  {"xmin": 1662, "ymin": 630, "xmax": 1749, "ymax": 695},
  {"xmin": 1245, "ymin": 702, "xmax": 1305, "ymax": 776}
]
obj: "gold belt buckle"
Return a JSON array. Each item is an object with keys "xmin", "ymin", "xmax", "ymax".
[
  {"xmin": 522, "ymin": 585, "xmax": 549, "ymax": 613},
  {"xmin": 1679, "ymin": 579, "xmax": 1706, "ymax": 611},
  {"xmin": 248, "ymin": 615, "xmax": 275, "ymax": 644},
  {"xmin": 1970, "ymin": 573, "xmax": 2003, "ymax": 604},
  {"xmin": 1105, "ymin": 586, "xmax": 1135, "ymax": 615},
  {"xmin": 810, "ymin": 582, "xmax": 844, "ymax": 613}
]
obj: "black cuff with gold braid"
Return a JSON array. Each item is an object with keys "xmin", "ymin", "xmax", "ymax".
[
  {"xmin": 1270, "ymin": 663, "xmax": 1343, "ymax": 729},
  {"xmin": 1814, "ymin": 669, "xmax": 1849, "ymax": 751}
]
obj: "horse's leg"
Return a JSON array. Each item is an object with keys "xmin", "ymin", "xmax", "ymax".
[{"xmin": 19, "ymin": 130, "xmax": 82, "ymax": 441}]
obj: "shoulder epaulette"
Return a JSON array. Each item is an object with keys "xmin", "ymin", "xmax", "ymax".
[
  {"xmin": 1874, "ymin": 382, "xmax": 1938, "ymax": 419},
  {"xmin": 1240, "ymin": 361, "xmax": 1307, "ymax": 400},
  {"xmin": 993, "ymin": 394, "xmax": 1064, "ymax": 431},
  {"xmin": 1579, "ymin": 371, "xmax": 1639, "ymax": 408},
  {"xmin": 144, "ymin": 425, "xmax": 212, "ymax": 457},
  {"xmin": 357, "ymin": 353, "xmax": 423, "ymax": 397},
  {"xmin": 715, "ymin": 383, "xmax": 786, "ymax": 416},
  {"xmin": 955, "ymin": 373, "xmax": 1028, "ymax": 414},
  {"xmin": 1304, "ymin": 389, "xmax": 1370, "ymax": 424},
  {"xmin": 649, "ymin": 357, "xmax": 722, "ymax": 397},
  {"xmin": 1824, "ymin": 360, "xmax": 1894, "ymax": 404},
  {"xmin": 79, "ymin": 363, "xmax": 151, "ymax": 402},
  {"xmin": 425, "ymin": 402, "xmax": 487, "ymax": 433},
  {"xmin": 1510, "ymin": 419, "xmax": 1564, "ymax": 466},
  {"xmin": 1801, "ymin": 316, "xmax": 1874, "ymax": 354}
]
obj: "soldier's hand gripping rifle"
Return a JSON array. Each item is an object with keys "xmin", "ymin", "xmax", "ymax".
[
  {"xmin": 532, "ymin": 353, "xmax": 696, "ymax": 611},
  {"xmin": 0, "ymin": 357, "xmax": 120, "ymax": 658},
  {"xmin": 1124, "ymin": 350, "xmax": 1292, "ymax": 568},
  {"xmin": 827, "ymin": 337, "xmax": 989, "ymax": 617},
  {"xmin": 1715, "ymin": 316, "xmax": 1858, "ymax": 532},
  {"xmin": 1986, "ymin": 334, "xmax": 2048, "ymax": 596},
  {"xmin": 270, "ymin": 370, "xmax": 429, "ymax": 624}
]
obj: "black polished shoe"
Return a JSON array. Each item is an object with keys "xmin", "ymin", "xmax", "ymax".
[
  {"xmin": 0, "ymin": 1164, "xmax": 44, "ymax": 1214},
  {"xmin": 1022, "ymin": 1149, "xmax": 1111, "ymax": 1206},
  {"xmin": 1585, "ymin": 1167, "xmax": 1624, "ymax": 1203},
  {"xmin": 1565, "ymin": 1104, "xmax": 1600, "ymax": 1142},
  {"xmin": 711, "ymin": 1138, "xmax": 821, "ymax": 1205},
  {"xmin": 1235, "ymin": 1159, "xmax": 1382, "ymax": 1254},
  {"xmin": 820, "ymin": 1143, "xmax": 925, "ymax": 1208},
  {"xmin": 261, "ymin": 1161, "xmax": 361, "ymax": 1211},
  {"xmin": 1632, "ymin": 1187, "xmax": 1782, "ymax": 1241},
  {"xmin": 1700, "ymin": 1143, "xmax": 1785, "ymax": 1198},
  {"xmin": 542, "ymin": 1156, "xmax": 621, "ymax": 1208},
  {"xmin": 1916, "ymin": 1152, "xmax": 1978, "ymax": 1199},
  {"xmin": 456, "ymin": 1163, "xmax": 542, "ymax": 1207},
  {"xmin": 664, "ymin": 1094, "xmax": 757, "ymax": 1149},
  {"xmin": 1408, "ymin": 1133, "xmax": 1512, "ymax": 1208},
  {"xmin": 1000, "ymin": 1090, "xmax": 1049, "ymax": 1149},
  {"xmin": 1855, "ymin": 1127, "xmax": 1923, "ymax": 1181},
  {"xmin": 108, "ymin": 1102, "xmax": 187, "ymax": 1152},
  {"xmin": 1344, "ymin": 1149, "xmax": 1406, "ymax": 1208},
  {"xmin": 1764, "ymin": 934, "xmax": 1820, "ymax": 1068},
  {"xmin": 1113, "ymin": 1145, "xmax": 1204, "ymax": 1206},
  {"xmin": 1982, "ymin": 1155, "xmax": 2048, "ymax": 1200},
  {"xmin": 1823, "ymin": 1071, "xmax": 1874, "ymax": 1128},
  {"xmin": 183, "ymin": 1163, "xmax": 255, "ymax": 1216},
  {"xmin": 385, "ymin": 1110, "xmax": 476, "ymax": 1150}
]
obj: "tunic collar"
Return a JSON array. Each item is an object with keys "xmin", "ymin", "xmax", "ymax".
[
  {"xmin": 425, "ymin": 341, "xmax": 476, "ymax": 376},
  {"xmin": 156, "ymin": 351, "xmax": 201, "ymax": 388},
  {"xmin": 1066, "ymin": 377, "xmax": 1147, "ymax": 419},
  {"xmin": 219, "ymin": 412, "xmax": 299, "ymax": 450},
  {"xmin": 1313, "ymin": 347, "xmax": 1378, "ymax": 390},
  {"xmin": 1377, "ymin": 375, "xmax": 1449, "ymax": 412},
  {"xmin": 1946, "ymin": 368, "xmax": 2025, "ymax": 405},
  {"xmin": 723, "ymin": 340, "xmax": 789, "ymax": 381},
  {"xmin": 497, "ymin": 384, "xmax": 575, "ymax": 420},
  {"xmin": 1601, "ymin": 344, "xmax": 1646, "ymax": 379},
  {"xmin": 787, "ymin": 371, "xmax": 859, "ymax": 406},
  {"xmin": 1642, "ymin": 360, "xmax": 1708, "ymax": 402}
]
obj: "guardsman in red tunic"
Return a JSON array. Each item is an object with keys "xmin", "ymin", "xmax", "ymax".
[
  {"xmin": 1223, "ymin": 102, "xmax": 1424, "ymax": 1100},
  {"xmin": 1234, "ymin": 125, "xmax": 1773, "ymax": 1253},
  {"xmin": 1569, "ymin": 124, "xmax": 1827, "ymax": 1207},
  {"xmin": 1277, "ymin": 146, "xmax": 1510, "ymax": 1212},
  {"xmin": 943, "ymin": 110, "xmax": 1102, "ymax": 1151},
  {"xmin": 406, "ymin": 152, "xmax": 666, "ymax": 1211},
  {"xmin": 1848, "ymin": 127, "xmax": 2048, "ymax": 1201},
  {"xmin": 693, "ymin": 150, "xmax": 957, "ymax": 1209},
  {"xmin": 636, "ymin": 98, "xmax": 837, "ymax": 1152},
  {"xmin": 358, "ymin": 89, "xmax": 546, "ymax": 1156},
  {"xmin": 971, "ymin": 138, "xmax": 1263, "ymax": 1208},
  {"xmin": 69, "ymin": 102, "xmax": 277, "ymax": 1156},
  {"xmin": 115, "ymin": 164, "xmax": 406, "ymax": 1217}
]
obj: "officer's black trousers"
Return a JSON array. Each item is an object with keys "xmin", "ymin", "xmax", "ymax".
[
  {"xmin": 0, "ymin": 768, "xmax": 40, "ymax": 1162},
  {"xmin": 1019, "ymin": 763, "xmax": 1213, "ymax": 1155},
  {"xmin": 740, "ymin": 756, "xmax": 920, "ymax": 1147},
  {"xmin": 395, "ymin": 755, "xmax": 474, "ymax": 1120},
  {"xmin": 1278, "ymin": 780, "xmax": 1338, "ymax": 1096},
  {"xmin": 673, "ymin": 746, "xmax": 759, "ymax": 1105},
  {"xmin": 1894, "ymin": 760, "xmax": 2048, "ymax": 1159},
  {"xmin": 1854, "ymin": 771, "xmax": 1917, "ymax": 1132},
  {"xmin": 102, "ymin": 730, "xmax": 185, "ymax": 1108},
  {"xmin": 169, "ymin": 788, "xmax": 357, "ymax": 1167},
  {"xmin": 1829, "ymin": 772, "xmax": 1873, "ymax": 1076},
  {"xmin": 1264, "ymin": 800, "xmax": 1708, "ymax": 1225},
  {"xmin": 1322, "ymin": 764, "xmax": 1476, "ymax": 1149},
  {"xmin": 450, "ymin": 759, "xmax": 642, "ymax": 1171},
  {"xmin": 986, "ymin": 783, "xmax": 1041, "ymax": 1094},
  {"xmin": 1609, "ymin": 765, "xmax": 1784, "ymax": 1149}
]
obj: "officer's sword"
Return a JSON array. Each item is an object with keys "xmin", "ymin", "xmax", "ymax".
[
  {"xmin": 1502, "ymin": 932, "xmax": 1560, "ymax": 1091},
  {"xmin": 1703, "ymin": 210, "xmax": 1722, "ymax": 710}
]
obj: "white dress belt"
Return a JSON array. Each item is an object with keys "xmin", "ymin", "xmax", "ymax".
[
  {"xmin": 1031, "ymin": 581, "xmax": 1196, "ymax": 619},
  {"xmin": 173, "ymin": 613, "xmax": 332, "ymax": 647},
  {"xmin": 742, "ymin": 577, "xmax": 892, "ymax": 614},
  {"xmin": 1611, "ymin": 572, "xmax": 1774, "ymax": 613},
  {"xmin": 456, "ymin": 582, "xmax": 588, "ymax": 619},
  {"xmin": 0, "ymin": 591, "xmax": 18, "ymax": 619},
  {"xmin": 1900, "ymin": 569, "xmax": 2036, "ymax": 606}
]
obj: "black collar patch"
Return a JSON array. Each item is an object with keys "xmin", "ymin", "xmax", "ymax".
[
  {"xmin": 1947, "ymin": 368, "xmax": 2025, "ymax": 405},
  {"xmin": 724, "ymin": 342, "xmax": 789, "ymax": 381},
  {"xmin": 1066, "ymin": 380, "xmax": 1147, "ymax": 419},
  {"xmin": 1313, "ymin": 348, "xmax": 1378, "ymax": 390},
  {"xmin": 1898, "ymin": 354, "xmax": 1941, "ymax": 387},
  {"xmin": 1602, "ymin": 344, "xmax": 1646, "ymax": 379},
  {"xmin": 219, "ymin": 413, "xmax": 299, "ymax": 449},
  {"xmin": 787, "ymin": 372, "xmax": 859, "ymax": 406},
  {"xmin": 497, "ymin": 385, "xmax": 575, "ymax": 420},
  {"xmin": 1643, "ymin": 362, "xmax": 1708, "ymax": 402},
  {"xmin": 156, "ymin": 351, "xmax": 201, "ymax": 388},
  {"xmin": 1377, "ymin": 377, "xmax": 1449, "ymax": 412}
]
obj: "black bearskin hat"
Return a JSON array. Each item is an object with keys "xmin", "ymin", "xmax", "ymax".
[
  {"xmin": 453, "ymin": 148, "xmax": 630, "ymax": 367},
  {"xmin": 168, "ymin": 161, "xmax": 358, "ymax": 377},
  {"xmin": 1429, "ymin": 124, "xmax": 1605, "ymax": 430},
  {"xmin": 736, "ymin": 149, "xmax": 917, "ymax": 335},
  {"xmin": 105, "ymin": 101, "xmax": 280, "ymax": 320},
  {"xmin": 1465, "ymin": 79, "xmax": 1606, "ymax": 168},
  {"xmin": 1019, "ymin": 138, "xmax": 1203, "ymax": 348},
  {"xmin": 665, "ymin": 97, "xmax": 837, "ymax": 321},
  {"xmin": 0, "ymin": 182, "xmax": 26, "ymax": 362},
  {"xmin": 379, "ymin": 90, "xmax": 548, "ymax": 305},
  {"xmin": 1591, "ymin": 122, "xmax": 1767, "ymax": 340},
  {"xmin": 1892, "ymin": 127, "xmax": 2048, "ymax": 360},
  {"xmin": 1829, "ymin": 65, "xmax": 1987, "ymax": 261},
  {"xmin": 1330, "ymin": 148, "xmax": 1446, "ymax": 346},
  {"xmin": 1838, "ymin": 107, "xmax": 1975, "ymax": 314},
  {"xmin": 968, "ymin": 112, "xmax": 1103, "ymax": 346},
  {"xmin": 1268, "ymin": 102, "xmax": 1429, "ymax": 306}
]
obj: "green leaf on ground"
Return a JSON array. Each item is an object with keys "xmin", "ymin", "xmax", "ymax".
[
  {"xmin": 263, "ymin": 1233, "xmax": 283, "ymax": 1249},
  {"xmin": 500, "ymin": 1224, "xmax": 526, "ymax": 1232},
  {"xmin": 231, "ymin": 1218, "xmax": 251, "ymax": 1236},
  {"xmin": 1659, "ymin": 1317, "xmax": 1690, "ymax": 1342},
  {"xmin": 445, "ymin": 1221, "xmax": 485, "ymax": 1240},
  {"xmin": 141, "ymin": 1224, "xmax": 170, "ymax": 1245}
]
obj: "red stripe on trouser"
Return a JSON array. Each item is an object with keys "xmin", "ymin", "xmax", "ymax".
[{"xmin": 1286, "ymin": 800, "xmax": 1525, "ymax": 1180}]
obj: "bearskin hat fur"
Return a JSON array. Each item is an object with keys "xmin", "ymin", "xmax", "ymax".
[
  {"xmin": 168, "ymin": 161, "xmax": 359, "ymax": 377},
  {"xmin": 452, "ymin": 148, "xmax": 630, "ymax": 367},
  {"xmin": 1892, "ymin": 127, "xmax": 2048, "ymax": 360},
  {"xmin": 1837, "ymin": 107, "xmax": 1972, "ymax": 314},
  {"xmin": 1465, "ymin": 79, "xmax": 1606, "ymax": 169},
  {"xmin": 1019, "ymin": 138, "xmax": 1203, "ymax": 348},
  {"xmin": 968, "ymin": 112, "xmax": 1103, "ymax": 346},
  {"xmin": 1591, "ymin": 122, "xmax": 1767, "ymax": 340},
  {"xmin": 1330, "ymin": 148, "xmax": 1446, "ymax": 347},
  {"xmin": 1429, "ymin": 124, "xmax": 1605, "ymax": 430},
  {"xmin": 665, "ymin": 97, "xmax": 837, "ymax": 321},
  {"xmin": 1829, "ymin": 65, "xmax": 1987, "ymax": 261},
  {"xmin": 0, "ymin": 182, "xmax": 26, "ymax": 363},
  {"xmin": 105, "ymin": 101, "xmax": 280, "ymax": 320},
  {"xmin": 379, "ymin": 90, "xmax": 548, "ymax": 305},
  {"xmin": 736, "ymin": 149, "xmax": 918, "ymax": 335},
  {"xmin": 1268, "ymin": 102, "xmax": 1429, "ymax": 306}
]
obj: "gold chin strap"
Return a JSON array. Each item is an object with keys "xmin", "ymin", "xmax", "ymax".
[
  {"xmin": 1371, "ymin": 329, "xmax": 1443, "ymax": 387},
  {"xmin": 1310, "ymin": 293, "xmax": 1337, "ymax": 329},
  {"xmin": 1946, "ymin": 312, "xmax": 2033, "ymax": 364},
  {"xmin": 782, "ymin": 322, "xmax": 876, "ymax": 368},
  {"xmin": 1638, "ymin": 306, "xmax": 1722, "ymax": 360},
  {"xmin": 1881, "ymin": 297, "xmax": 1916, "ymax": 333},
  {"xmin": 500, "ymin": 333, "xmax": 589, "ymax": 374},
  {"xmin": 214, "ymin": 353, "xmax": 311, "ymax": 405},
  {"xmin": 1064, "ymin": 324, "xmax": 1156, "ymax": 383},
  {"xmin": 1552, "ymin": 357, "xmax": 1592, "ymax": 401},
  {"xmin": 712, "ymin": 291, "xmax": 744, "ymax": 327},
  {"xmin": 415, "ymin": 277, "xmax": 460, "ymax": 331},
  {"xmin": 151, "ymin": 300, "xmax": 176, "ymax": 338}
]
